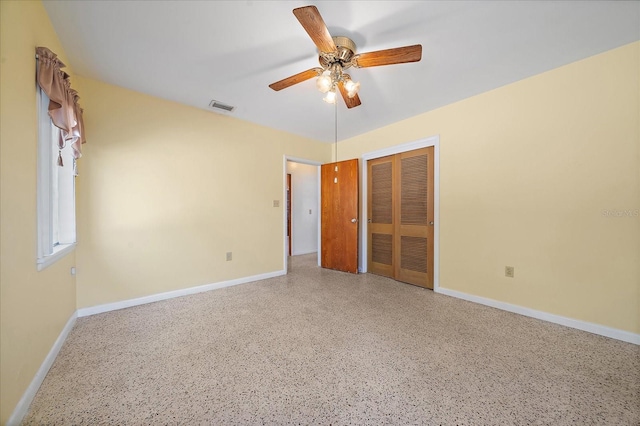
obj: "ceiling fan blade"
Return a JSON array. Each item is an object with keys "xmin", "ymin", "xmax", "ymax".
[
  {"xmin": 293, "ymin": 6, "xmax": 337, "ymax": 53},
  {"xmin": 269, "ymin": 68, "xmax": 322, "ymax": 91},
  {"xmin": 354, "ymin": 44, "xmax": 422, "ymax": 68},
  {"xmin": 338, "ymin": 81, "xmax": 362, "ymax": 109}
]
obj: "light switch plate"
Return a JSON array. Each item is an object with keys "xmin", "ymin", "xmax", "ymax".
[{"xmin": 505, "ymin": 266, "xmax": 514, "ymax": 278}]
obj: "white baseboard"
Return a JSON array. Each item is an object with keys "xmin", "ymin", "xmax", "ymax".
[
  {"xmin": 435, "ymin": 287, "xmax": 640, "ymax": 345},
  {"xmin": 291, "ymin": 249, "xmax": 317, "ymax": 256},
  {"xmin": 77, "ymin": 270, "xmax": 286, "ymax": 317},
  {"xmin": 6, "ymin": 311, "xmax": 78, "ymax": 426}
]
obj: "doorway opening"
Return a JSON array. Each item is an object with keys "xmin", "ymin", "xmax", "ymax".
[{"xmin": 283, "ymin": 157, "xmax": 321, "ymax": 272}]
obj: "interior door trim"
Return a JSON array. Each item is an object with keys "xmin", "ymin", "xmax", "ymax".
[{"xmin": 360, "ymin": 135, "xmax": 440, "ymax": 291}]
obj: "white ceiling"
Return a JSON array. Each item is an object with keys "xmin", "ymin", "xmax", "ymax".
[{"xmin": 43, "ymin": 1, "xmax": 640, "ymax": 143}]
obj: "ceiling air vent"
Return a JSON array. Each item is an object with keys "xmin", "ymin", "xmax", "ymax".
[{"xmin": 209, "ymin": 100, "xmax": 235, "ymax": 113}]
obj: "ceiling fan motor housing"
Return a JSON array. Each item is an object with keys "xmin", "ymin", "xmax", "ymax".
[{"xmin": 319, "ymin": 36, "xmax": 357, "ymax": 69}]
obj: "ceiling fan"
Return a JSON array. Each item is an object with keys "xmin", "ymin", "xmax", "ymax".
[{"xmin": 269, "ymin": 5, "xmax": 422, "ymax": 109}]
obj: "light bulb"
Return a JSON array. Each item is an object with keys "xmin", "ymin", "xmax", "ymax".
[
  {"xmin": 316, "ymin": 71, "xmax": 332, "ymax": 93},
  {"xmin": 345, "ymin": 80, "xmax": 360, "ymax": 98},
  {"xmin": 323, "ymin": 89, "xmax": 336, "ymax": 104}
]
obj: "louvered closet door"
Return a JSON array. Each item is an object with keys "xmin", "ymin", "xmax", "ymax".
[
  {"xmin": 395, "ymin": 147, "xmax": 434, "ymax": 288},
  {"xmin": 367, "ymin": 147, "xmax": 434, "ymax": 289},
  {"xmin": 368, "ymin": 155, "xmax": 395, "ymax": 278}
]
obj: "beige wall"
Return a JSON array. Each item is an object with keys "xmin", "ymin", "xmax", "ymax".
[
  {"xmin": 75, "ymin": 77, "xmax": 331, "ymax": 309},
  {"xmin": 0, "ymin": 1, "xmax": 78, "ymax": 423},
  {"xmin": 339, "ymin": 42, "xmax": 640, "ymax": 334}
]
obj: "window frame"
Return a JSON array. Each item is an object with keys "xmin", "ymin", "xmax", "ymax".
[{"xmin": 36, "ymin": 85, "xmax": 76, "ymax": 271}]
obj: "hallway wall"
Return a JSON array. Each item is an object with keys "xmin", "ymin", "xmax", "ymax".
[{"xmin": 287, "ymin": 162, "xmax": 319, "ymax": 256}]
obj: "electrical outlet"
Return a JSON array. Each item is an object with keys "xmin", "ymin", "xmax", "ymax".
[
  {"xmin": 273, "ymin": 200, "xmax": 280, "ymax": 207},
  {"xmin": 505, "ymin": 266, "xmax": 514, "ymax": 278},
  {"xmin": 226, "ymin": 252, "xmax": 232, "ymax": 261}
]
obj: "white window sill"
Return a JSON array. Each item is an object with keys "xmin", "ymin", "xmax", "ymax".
[{"xmin": 37, "ymin": 243, "xmax": 76, "ymax": 271}]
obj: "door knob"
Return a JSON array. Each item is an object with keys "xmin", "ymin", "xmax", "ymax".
[
  {"xmin": 429, "ymin": 221, "xmax": 434, "ymax": 225},
  {"xmin": 351, "ymin": 218, "xmax": 358, "ymax": 223}
]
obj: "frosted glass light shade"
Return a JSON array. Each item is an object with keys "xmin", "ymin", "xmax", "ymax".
[
  {"xmin": 316, "ymin": 72, "xmax": 332, "ymax": 93},
  {"xmin": 345, "ymin": 80, "xmax": 360, "ymax": 98},
  {"xmin": 323, "ymin": 90, "xmax": 337, "ymax": 104}
]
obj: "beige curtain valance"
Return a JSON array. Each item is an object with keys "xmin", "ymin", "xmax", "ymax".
[{"xmin": 36, "ymin": 46, "xmax": 86, "ymax": 163}]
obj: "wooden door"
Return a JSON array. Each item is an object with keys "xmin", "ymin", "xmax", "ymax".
[
  {"xmin": 367, "ymin": 147, "xmax": 434, "ymax": 288},
  {"xmin": 395, "ymin": 147, "xmax": 434, "ymax": 288},
  {"xmin": 321, "ymin": 159, "xmax": 359, "ymax": 273},
  {"xmin": 367, "ymin": 155, "xmax": 394, "ymax": 278}
]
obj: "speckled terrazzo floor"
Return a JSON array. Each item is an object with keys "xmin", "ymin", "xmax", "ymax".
[{"xmin": 23, "ymin": 254, "xmax": 639, "ymax": 425}]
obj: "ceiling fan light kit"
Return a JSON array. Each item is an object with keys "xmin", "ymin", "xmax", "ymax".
[{"xmin": 269, "ymin": 5, "xmax": 423, "ymax": 109}]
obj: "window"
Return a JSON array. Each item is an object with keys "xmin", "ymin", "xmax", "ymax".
[{"xmin": 37, "ymin": 86, "xmax": 76, "ymax": 270}]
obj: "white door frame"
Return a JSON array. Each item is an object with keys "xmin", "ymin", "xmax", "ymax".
[
  {"xmin": 283, "ymin": 156, "xmax": 322, "ymax": 272},
  {"xmin": 360, "ymin": 135, "xmax": 440, "ymax": 290}
]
